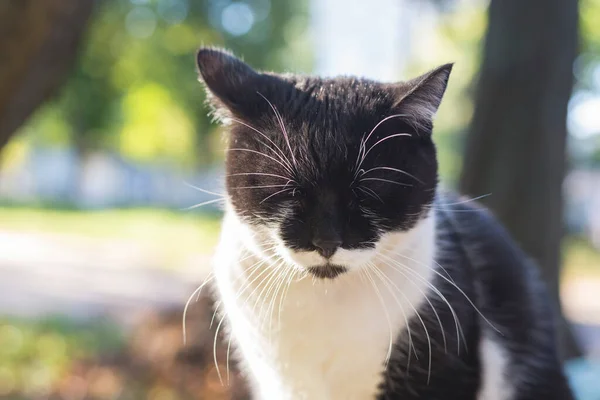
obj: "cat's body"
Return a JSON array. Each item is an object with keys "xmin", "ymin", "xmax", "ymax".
[
  {"xmin": 214, "ymin": 203, "xmax": 436, "ymax": 400},
  {"xmin": 214, "ymin": 193, "xmax": 573, "ymax": 400},
  {"xmin": 197, "ymin": 48, "xmax": 574, "ymax": 399}
]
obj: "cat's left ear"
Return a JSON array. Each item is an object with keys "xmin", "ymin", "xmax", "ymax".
[
  {"xmin": 392, "ymin": 63, "xmax": 453, "ymax": 131},
  {"xmin": 196, "ymin": 47, "xmax": 262, "ymax": 120}
]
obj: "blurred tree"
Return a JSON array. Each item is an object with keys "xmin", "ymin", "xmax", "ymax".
[
  {"xmin": 0, "ymin": 0, "xmax": 95, "ymax": 152},
  {"xmin": 37, "ymin": 0, "xmax": 311, "ymax": 169},
  {"xmin": 459, "ymin": 0, "xmax": 581, "ymax": 359}
]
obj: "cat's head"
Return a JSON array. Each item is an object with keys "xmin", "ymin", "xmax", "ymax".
[{"xmin": 197, "ymin": 48, "xmax": 451, "ymax": 279}]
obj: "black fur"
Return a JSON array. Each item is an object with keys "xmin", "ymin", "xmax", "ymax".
[
  {"xmin": 196, "ymin": 48, "xmax": 574, "ymax": 399},
  {"xmin": 377, "ymin": 192, "xmax": 574, "ymax": 399},
  {"xmin": 197, "ymin": 48, "xmax": 445, "ymax": 256}
]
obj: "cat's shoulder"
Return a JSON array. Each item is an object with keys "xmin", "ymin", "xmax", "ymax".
[
  {"xmin": 434, "ymin": 191, "xmax": 573, "ymax": 399},
  {"xmin": 434, "ymin": 189, "xmax": 554, "ymax": 343},
  {"xmin": 434, "ymin": 190, "xmax": 527, "ymax": 266}
]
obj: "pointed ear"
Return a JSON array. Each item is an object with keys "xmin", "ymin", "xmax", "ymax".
[
  {"xmin": 393, "ymin": 63, "xmax": 453, "ymax": 131},
  {"xmin": 196, "ymin": 47, "xmax": 261, "ymax": 119}
]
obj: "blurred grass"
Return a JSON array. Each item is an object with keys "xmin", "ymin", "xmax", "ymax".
[
  {"xmin": 0, "ymin": 207, "xmax": 222, "ymax": 271},
  {"xmin": 0, "ymin": 206, "xmax": 221, "ymax": 243}
]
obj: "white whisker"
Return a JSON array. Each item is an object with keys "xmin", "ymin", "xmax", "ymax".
[
  {"xmin": 183, "ymin": 180, "xmax": 225, "ymax": 197},
  {"xmin": 370, "ymin": 264, "xmax": 432, "ymax": 383},
  {"xmin": 360, "ymin": 133, "xmax": 412, "ymax": 167},
  {"xmin": 230, "ymin": 117, "xmax": 295, "ymax": 173},
  {"xmin": 376, "ymin": 254, "xmax": 447, "ymax": 354},
  {"xmin": 354, "ymin": 114, "xmax": 410, "ymax": 175},
  {"xmin": 378, "ymin": 252, "xmax": 464, "ymax": 353},
  {"xmin": 266, "ymin": 264, "xmax": 292, "ymax": 339},
  {"xmin": 363, "ymin": 114, "xmax": 409, "ymax": 147},
  {"xmin": 232, "ymin": 184, "xmax": 293, "ymax": 190},
  {"xmin": 182, "ymin": 197, "xmax": 225, "ymax": 211},
  {"xmin": 363, "ymin": 265, "xmax": 394, "ymax": 365},
  {"xmin": 255, "ymin": 263, "xmax": 286, "ymax": 336},
  {"xmin": 247, "ymin": 261, "xmax": 283, "ymax": 316},
  {"xmin": 277, "ymin": 268, "xmax": 297, "ymax": 330},
  {"xmin": 367, "ymin": 262, "xmax": 418, "ymax": 372},
  {"xmin": 393, "ymin": 251, "xmax": 501, "ymax": 336},
  {"xmin": 257, "ymin": 91, "xmax": 297, "ymax": 168},
  {"xmin": 210, "ymin": 301, "xmax": 221, "ymax": 329},
  {"xmin": 434, "ymin": 193, "xmax": 492, "ymax": 207},
  {"xmin": 226, "ymin": 331, "xmax": 233, "ymax": 386},
  {"xmin": 228, "ymin": 172, "xmax": 297, "ymax": 182},
  {"xmin": 260, "ymin": 262, "xmax": 285, "ymax": 323},
  {"xmin": 260, "ymin": 187, "xmax": 294, "ymax": 204},
  {"xmin": 228, "ymin": 148, "xmax": 295, "ymax": 175},
  {"xmin": 360, "ymin": 177, "xmax": 412, "ymax": 187},
  {"xmin": 356, "ymin": 186, "xmax": 384, "ymax": 203},
  {"xmin": 182, "ymin": 272, "xmax": 214, "ymax": 345},
  {"xmin": 360, "ymin": 166, "xmax": 424, "ymax": 185},
  {"xmin": 213, "ymin": 312, "xmax": 227, "ymax": 386},
  {"xmin": 423, "ymin": 193, "xmax": 494, "ymax": 212}
]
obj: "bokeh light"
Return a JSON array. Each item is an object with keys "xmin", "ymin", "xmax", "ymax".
[
  {"xmin": 126, "ymin": 6, "xmax": 157, "ymax": 39},
  {"xmin": 221, "ymin": 2, "xmax": 255, "ymax": 36},
  {"xmin": 157, "ymin": 0, "xmax": 189, "ymax": 25}
]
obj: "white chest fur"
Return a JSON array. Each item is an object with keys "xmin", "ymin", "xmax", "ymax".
[{"xmin": 212, "ymin": 214, "xmax": 436, "ymax": 400}]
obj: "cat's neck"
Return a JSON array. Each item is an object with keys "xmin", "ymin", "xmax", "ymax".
[{"xmin": 212, "ymin": 210, "xmax": 437, "ymax": 400}]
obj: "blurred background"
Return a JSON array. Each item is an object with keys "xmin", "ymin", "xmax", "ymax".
[{"xmin": 0, "ymin": 0, "xmax": 599, "ymax": 398}]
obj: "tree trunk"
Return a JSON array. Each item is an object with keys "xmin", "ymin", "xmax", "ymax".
[
  {"xmin": 459, "ymin": 0, "xmax": 581, "ymax": 359},
  {"xmin": 0, "ymin": 0, "xmax": 95, "ymax": 151}
]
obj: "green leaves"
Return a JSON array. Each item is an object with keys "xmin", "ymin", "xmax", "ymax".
[{"xmin": 13, "ymin": 0, "xmax": 310, "ymax": 169}]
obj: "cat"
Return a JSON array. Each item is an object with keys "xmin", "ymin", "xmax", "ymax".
[{"xmin": 196, "ymin": 47, "xmax": 575, "ymax": 400}]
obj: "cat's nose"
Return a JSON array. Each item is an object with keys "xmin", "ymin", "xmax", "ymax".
[{"xmin": 312, "ymin": 239, "xmax": 342, "ymax": 259}]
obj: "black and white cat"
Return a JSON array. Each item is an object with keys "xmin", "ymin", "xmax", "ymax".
[{"xmin": 197, "ymin": 47, "xmax": 575, "ymax": 400}]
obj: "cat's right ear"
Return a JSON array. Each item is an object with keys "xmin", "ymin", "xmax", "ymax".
[
  {"xmin": 196, "ymin": 47, "xmax": 261, "ymax": 120},
  {"xmin": 391, "ymin": 63, "xmax": 453, "ymax": 132}
]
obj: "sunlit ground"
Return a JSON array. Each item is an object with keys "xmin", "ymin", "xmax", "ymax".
[
  {"xmin": 0, "ymin": 207, "xmax": 221, "ymax": 271},
  {"xmin": 0, "ymin": 207, "xmax": 599, "ymax": 398}
]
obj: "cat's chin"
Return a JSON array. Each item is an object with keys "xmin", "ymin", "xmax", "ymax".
[{"xmin": 307, "ymin": 264, "xmax": 348, "ymax": 279}]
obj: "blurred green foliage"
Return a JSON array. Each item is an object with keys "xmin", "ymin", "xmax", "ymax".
[
  {"xmin": 563, "ymin": 236, "xmax": 600, "ymax": 280},
  {"xmin": 0, "ymin": 317, "xmax": 123, "ymax": 398},
  {"xmin": 581, "ymin": 0, "xmax": 600, "ymax": 70},
  {"xmin": 402, "ymin": 2, "xmax": 488, "ymax": 183},
  {"xmin": 2, "ymin": 0, "xmax": 599, "ymax": 178},
  {"xmin": 405, "ymin": 0, "xmax": 600, "ymax": 180},
  {"xmin": 9, "ymin": 0, "xmax": 311, "ymax": 170}
]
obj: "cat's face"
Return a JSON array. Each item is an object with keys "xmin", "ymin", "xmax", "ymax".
[{"xmin": 197, "ymin": 48, "xmax": 451, "ymax": 279}]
